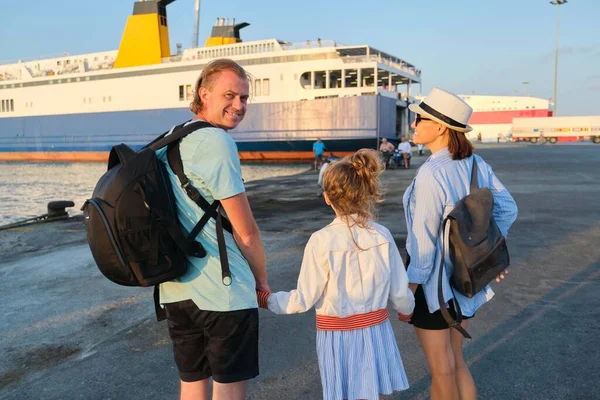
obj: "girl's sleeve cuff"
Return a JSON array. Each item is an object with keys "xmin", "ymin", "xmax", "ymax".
[{"xmin": 257, "ymin": 290, "xmax": 271, "ymax": 309}]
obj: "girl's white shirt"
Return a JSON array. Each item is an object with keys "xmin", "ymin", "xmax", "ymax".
[{"xmin": 268, "ymin": 216, "xmax": 415, "ymax": 317}]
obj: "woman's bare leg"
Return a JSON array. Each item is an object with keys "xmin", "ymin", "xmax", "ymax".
[
  {"xmin": 450, "ymin": 320, "xmax": 477, "ymax": 400},
  {"xmin": 415, "ymin": 327, "xmax": 460, "ymax": 400}
]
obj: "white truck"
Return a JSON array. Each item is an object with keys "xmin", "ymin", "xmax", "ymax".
[{"xmin": 511, "ymin": 116, "xmax": 600, "ymax": 144}]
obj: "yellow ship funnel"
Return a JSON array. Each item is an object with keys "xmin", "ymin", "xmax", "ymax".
[
  {"xmin": 205, "ymin": 18, "xmax": 249, "ymax": 47},
  {"xmin": 114, "ymin": 0, "xmax": 176, "ymax": 69}
]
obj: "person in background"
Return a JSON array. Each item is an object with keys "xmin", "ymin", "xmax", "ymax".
[
  {"xmin": 397, "ymin": 137, "xmax": 412, "ymax": 169},
  {"xmin": 379, "ymin": 138, "xmax": 395, "ymax": 167},
  {"xmin": 258, "ymin": 149, "xmax": 415, "ymax": 400},
  {"xmin": 379, "ymin": 137, "xmax": 395, "ymax": 153},
  {"xmin": 313, "ymin": 138, "xmax": 327, "ymax": 171},
  {"xmin": 158, "ymin": 59, "xmax": 269, "ymax": 400},
  {"xmin": 417, "ymin": 143, "xmax": 425, "ymax": 156},
  {"xmin": 400, "ymin": 87, "xmax": 517, "ymax": 400},
  {"xmin": 316, "ymin": 156, "xmax": 337, "ymax": 197}
]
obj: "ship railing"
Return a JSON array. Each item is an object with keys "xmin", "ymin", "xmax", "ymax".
[
  {"xmin": 281, "ymin": 39, "xmax": 338, "ymax": 50},
  {"xmin": 340, "ymin": 55, "xmax": 420, "ymax": 77},
  {"xmin": 162, "ymin": 55, "xmax": 184, "ymax": 63}
]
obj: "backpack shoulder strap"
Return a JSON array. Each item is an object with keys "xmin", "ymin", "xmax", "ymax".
[
  {"xmin": 163, "ymin": 124, "xmax": 234, "ymax": 287},
  {"xmin": 470, "ymin": 156, "xmax": 479, "ymax": 192},
  {"xmin": 438, "ymin": 218, "xmax": 472, "ymax": 339},
  {"xmin": 147, "ymin": 120, "xmax": 215, "ymax": 151},
  {"xmin": 167, "ymin": 141, "xmax": 234, "ymax": 235}
]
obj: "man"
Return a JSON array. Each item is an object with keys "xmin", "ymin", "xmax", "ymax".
[
  {"xmin": 379, "ymin": 137, "xmax": 395, "ymax": 153},
  {"xmin": 379, "ymin": 138, "xmax": 395, "ymax": 167},
  {"xmin": 157, "ymin": 59, "xmax": 268, "ymax": 400},
  {"xmin": 313, "ymin": 138, "xmax": 326, "ymax": 171},
  {"xmin": 397, "ymin": 137, "xmax": 412, "ymax": 169}
]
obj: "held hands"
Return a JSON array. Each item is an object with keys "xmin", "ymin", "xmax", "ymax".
[
  {"xmin": 397, "ymin": 312, "xmax": 413, "ymax": 323},
  {"xmin": 256, "ymin": 279, "xmax": 271, "ymax": 309},
  {"xmin": 495, "ymin": 269, "xmax": 509, "ymax": 283},
  {"xmin": 256, "ymin": 280, "xmax": 271, "ymax": 293}
]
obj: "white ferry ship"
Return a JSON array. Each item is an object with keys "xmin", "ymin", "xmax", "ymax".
[{"xmin": 0, "ymin": 0, "xmax": 422, "ymax": 161}]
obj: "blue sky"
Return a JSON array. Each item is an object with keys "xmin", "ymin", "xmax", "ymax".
[{"xmin": 1, "ymin": 0, "xmax": 598, "ymax": 116}]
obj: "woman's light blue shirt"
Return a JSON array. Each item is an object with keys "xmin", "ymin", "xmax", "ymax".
[{"xmin": 402, "ymin": 148, "xmax": 518, "ymax": 316}]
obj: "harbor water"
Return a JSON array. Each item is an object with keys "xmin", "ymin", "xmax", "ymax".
[{"xmin": 0, "ymin": 161, "xmax": 309, "ymax": 226}]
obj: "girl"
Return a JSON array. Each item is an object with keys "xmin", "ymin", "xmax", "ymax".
[{"xmin": 257, "ymin": 149, "xmax": 415, "ymax": 400}]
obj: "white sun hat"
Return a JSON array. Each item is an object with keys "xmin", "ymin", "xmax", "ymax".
[{"xmin": 409, "ymin": 87, "xmax": 473, "ymax": 133}]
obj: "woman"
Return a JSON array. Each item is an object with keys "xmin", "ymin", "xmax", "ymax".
[{"xmin": 400, "ymin": 88, "xmax": 518, "ymax": 400}]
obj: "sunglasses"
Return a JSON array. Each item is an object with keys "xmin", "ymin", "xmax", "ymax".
[{"xmin": 415, "ymin": 115, "xmax": 432, "ymax": 126}]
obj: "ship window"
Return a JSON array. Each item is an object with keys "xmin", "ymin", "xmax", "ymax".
[
  {"xmin": 263, "ymin": 79, "xmax": 270, "ymax": 96},
  {"xmin": 314, "ymin": 71, "xmax": 326, "ymax": 89},
  {"xmin": 280, "ymin": 74, "xmax": 283, "ymax": 81},
  {"xmin": 10, "ymin": 99, "xmax": 14, "ymax": 111},
  {"xmin": 300, "ymin": 72, "xmax": 311, "ymax": 89},
  {"xmin": 186, "ymin": 84, "xmax": 193, "ymax": 100},
  {"xmin": 344, "ymin": 69, "xmax": 358, "ymax": 88},
  {"xmin": 109, "ymin": 96, "xmax": 112, "ymax": 102},
  {"xmin": 254, "ymin": 79, "xmax": 262, "ymax": 96},
  {"xmin": 1, "ymin": 100, "xmax": 4, "ymax": 112},
  {"xmin": 329, "ymin": 70, "xmax": 342, "ymax": 88},
  {"xmin": 179, "ymin": 85, "xmax": 185, "ymax": 101},
  {"xmin": 84, "ymin": 98, "xmax": 86, "ymax": 104},
  {"xmin": 361, "ymin": 68, "xmax": 374, "ymax": 87}
]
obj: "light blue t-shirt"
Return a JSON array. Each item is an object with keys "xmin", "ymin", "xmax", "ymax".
[
  {"xmin": 313, "ymin": 141, "xmax": 326, "ymax": 155},
  {"xmin": 157, "ymin": 122, "xmax": 257, "ymax": 311}
]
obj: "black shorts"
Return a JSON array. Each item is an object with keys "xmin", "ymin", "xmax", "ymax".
[
  {"xmin": 405, "ymin": 253, "xmax": 472, "ymax": 330},
  {"xmin": 408, "ymin": 284, "xmax": 472, "ymax": 330},
  {"xmin": 165, "ymin": 300, "xmax": 259, "ymax": 383}
]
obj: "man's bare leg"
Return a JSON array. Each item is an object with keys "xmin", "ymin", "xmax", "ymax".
[
  {"xmin": 180, "ymin": 379, "xmax": 209, "ymax": 400},
  {"xmin": 213, "ymin": 380, "xmax": 248, "ymax": 400}
]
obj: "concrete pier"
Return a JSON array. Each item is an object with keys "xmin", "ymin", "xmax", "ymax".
[{"xmin": 1, "ymin": 143, "xmax": 599, "ymax": 399}]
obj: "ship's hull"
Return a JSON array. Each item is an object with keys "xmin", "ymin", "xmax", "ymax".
[{"xmin": 0, "ymin": 96, "xmax": 400, "ymax": 161}]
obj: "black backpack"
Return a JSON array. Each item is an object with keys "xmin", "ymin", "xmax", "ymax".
[
  {"xmin": 437, "ymin": 156, "xmax": 510, "ymax": 338},
  {"xmin": 82, "ymin": 120, "xmax": 233, "ymax": 320}
]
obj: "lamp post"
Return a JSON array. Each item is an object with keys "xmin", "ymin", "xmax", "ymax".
[
  {"xmin": 550, "ymin": 0, "xmax": 567, "ymax": 116},
  {"xmin": 521, "ymin": 81, "xmax": 529, "ymax": 97}
]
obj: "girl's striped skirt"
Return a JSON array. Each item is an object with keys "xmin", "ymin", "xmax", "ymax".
[{"xmin": 316, "ymin": 319, "xmax": 409, "ymax": 400}]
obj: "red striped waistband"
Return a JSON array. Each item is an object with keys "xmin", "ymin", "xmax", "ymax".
[{"xmin": 316, "ymin": 309, "xmax": 389, "ymax": 331}]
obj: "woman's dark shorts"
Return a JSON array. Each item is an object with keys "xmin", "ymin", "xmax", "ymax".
[
  {"xmin": 165, "ymin": 300, "xmax": 259, "ymax": 383},
  {"xmin": 409, "ymin": 284, "xmax": 472, "ymax": 330},
  {"xmin": 405, "ymin": 253, "xmax": 472, "ymax": 330}
]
